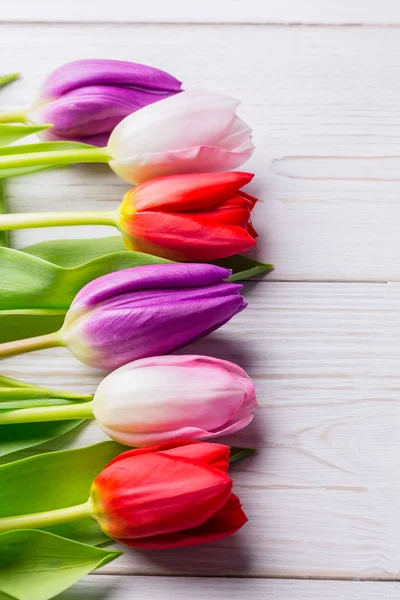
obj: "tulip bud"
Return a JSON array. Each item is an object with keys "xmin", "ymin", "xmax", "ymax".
[
  {"xmin": 118, "ymin": 171, "xmax": 258, "ymax": 260},
  {"xmin": 107, "ymin": 89, "xmax": 254, "ymax": 184},
  {"xmin": 61, "ymin": 263, "xmax": 246, "ymax": 369},
  {"xmin": 0, "ymin": 171, "xmax": 258, "ymax": 262},
  {"xmin": 2, "ymin": 59, "xmax": 182, "ymax": 146},
  {"xmin": 90, "ymin": 441, "xmax": 248, "ymax": 548},
  {"xmin": 0, "ymin": 264, "xmax": 246, "ymax": 369},
  {"xmin": 93, "ymin": 354, "xmax": 257, "ymax": 446}
]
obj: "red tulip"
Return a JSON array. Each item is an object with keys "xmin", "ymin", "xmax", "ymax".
[
  {"xmin": 0, "ymin": 171, "xmax": 258, "ymax": 262},
  {"xmin": 118, "ymin": 171, "xmax": 258, "ymax": 260},
  {"xmin": 90, "ymin": 441, "xmax": 247, "ymax": 549}
]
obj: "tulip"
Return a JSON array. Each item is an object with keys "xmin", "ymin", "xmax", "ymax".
[
  {"xmin": 0, "ymin": 91, "xmax": 254, "ymax": 184},
  {"xmin": 0, "ymin": 442, "xmax": 248, "ymax": 549},
  {"xmin": 0, "ymin": 264, "xmax": 246, "ymax": 369},
  {"xmin": 0, "ymin": 171, "xmax": 258, "ymax": 261},
  {"xmin": 106, "ymin": 90, "xmax": 254, "ymax": 183},
  {"xmin": 90, "ymin": 442, "xmax": 247, "ymax": 548},
  {"xmin": 0, "ymin": 59, "xmax": 182, "ymax": 145},
  {"xmin": 93, "ymin": 355, "xmax": 257, "ymax": 445},
  {"xmin": 0, "ymin": 355, "xmax": 257, "ymax": 447}
]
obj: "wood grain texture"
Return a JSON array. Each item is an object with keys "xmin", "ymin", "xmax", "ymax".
[
  {"xmin": 1, "ymin": 24, "xmax": 400, "ymax": 281},
  {"xmin": 3, "ymin": 282, "xmax": 400, "ymax": 578},
  {"xmin": 3, "ymin": 0, "xmax": 400, "ymax": 24},
  {"xmin": 55, "ymin": 576, "xmax": 400, "ymax": 599}
]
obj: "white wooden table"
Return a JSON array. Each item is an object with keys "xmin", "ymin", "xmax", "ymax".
[{"xmin": 2, "ymin": 2, "xmax": 400, "ymax": 598}]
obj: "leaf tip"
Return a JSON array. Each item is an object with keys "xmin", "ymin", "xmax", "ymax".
[{"xmin": 0, "ymin": 73, "xmax": 21, "ymax": 88}]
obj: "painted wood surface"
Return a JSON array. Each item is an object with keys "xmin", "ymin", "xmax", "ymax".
[
  {"xmin": 1, "ymin": 6, "xmax": 399, "ymax": 599},
  {"xmin": 4, "ymin": 1, "xmax": 400, "ymax": 24},
  {"xmin": 55, "ymin": 576, "xmax": 400, "ymax": 599}
]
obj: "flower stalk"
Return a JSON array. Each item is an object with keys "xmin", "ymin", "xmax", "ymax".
[
  {"xmin": 0, "ymin": 331, "xmax": 62, "ymax": 359},
  {"xmin": 0, "ymin": 146, "xmax": 110, "ymax": 169},
  {"xmin": 0, "ymin": 210, "xmax": 117, "ymax": 229},
  {"xmin": 0, "ymin": 500, "xmax": 93, "ymax": 533},
  {"xmin": 0, "ymin": 109, "xmax": 27, "ymax": 123},
  {"xmin": 0, "ymin": 400, "xmax": 94, "ymax": 424}
]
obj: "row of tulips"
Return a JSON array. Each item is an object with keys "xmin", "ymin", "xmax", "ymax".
[{"xmin": 0, "ymin": 58, "xmax": 265, "ymax": 596}]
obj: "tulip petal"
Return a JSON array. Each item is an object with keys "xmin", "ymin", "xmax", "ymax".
[
  {"xmin": 108, "ymin": 90, "xmax": 240, "ymax": 158},
  {"xmin": 39, "ymin": 59, "xmax": 182, "ymax": 101},
  {"xmin": 123, "ymin": 211, "xmax": 257, "ymax": 260},
  {"xmin": 127, "ymin": 171, "xmax": 254, "ymax": 212},
  {"xmin": 32, "ymin": 85, "xmax": 178, "ymax": 143},
  {"xmin": 218, "ymin": 116, "xmax": 254, "ymax": 152},
  {"xmin": 119, "ymin": 494, "xmax": 247, "ymax": 549},
  {"xmin": 160, "ymin": 442, "xmax": 230, "ymax": 472},
  {"xmin": 110, "ymin": 144, "xmax": 255, "ymax": 184},
  {"xmin": 94, "ymin": 354, "xmax": 256, "ymax": 447},
  {"xmin": 103, "ymin": 438, "xmax": 222, "ymax": 472},
  {"xmin": 94, "ymin": 361, "xmax": 245, "ymax": 434},
  {"xmin": 103, "ymin": 413, "xmax": 254, "ymax": 447},
  {"xmin": 67, "ymin": 286, "xmax": 245, "ymax": 369},
  {"xmin": 69, "ymin": 263, "xmax": 232, "ymax": 312},
  {"xmin": 92, "ymin": 451, "xmax": 232, "ymax": 539}
]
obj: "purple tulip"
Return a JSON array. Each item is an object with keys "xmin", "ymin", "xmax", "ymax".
[
  {"xmin": 27, "ymin": 59, "xmax": 182, "ymax": 145},
  {"xmin": 61, "ymin": 263, "xmax": 246, "ymax": 369}
]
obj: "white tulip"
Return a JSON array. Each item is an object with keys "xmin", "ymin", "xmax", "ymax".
[
  {"xmin": 93, "ymin": 354, "xmax": 257, "ymax": 447},
  {"xmin": 107, "ymin": 90, "xmax": 254, "ymax": 184}
]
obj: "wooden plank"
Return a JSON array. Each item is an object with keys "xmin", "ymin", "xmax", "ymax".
[
  {"xmin": 3, "ymin": 282, "xmax": 400, "ymax": 578},
  {"xmin": 3, "ymin": 0, "xmax": 400, "ymax": 24},
  {"xmin": 56, "ymin": 576, "xmax": 400, "ymax": 599},
  {"xmin": 1, "ymin": 23, "xmax": 399, "ymax": 281}
]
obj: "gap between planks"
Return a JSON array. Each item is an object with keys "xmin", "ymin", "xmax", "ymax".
[
  {"xmin": 3, "ymin": 22, "xmax": 400, "ymax": 27},
  {"xmin": 86, "ymin": 573, "xmax": 400, "ymax": 582}
]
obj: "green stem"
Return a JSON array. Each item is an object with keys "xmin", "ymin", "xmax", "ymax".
[
  {"xmin": 0, "ymin": 73, "xmax": 21, "ymax": 89},
  {"xmin": 0, "ymin": 499, "xmax": 93, "ymax": 533},
  {"xmin": 0, "ymin": 387, "xmax": 93, "ymax": 401},
  {"xmin": 0, "ymin": 400, "xmax": 94, "ymax": 423},
  {"xmin": 0, "ymin": 109, "xmax": 26, "ymax": 123},
  {"xmin": 0, "ymin": 331, "xmax": 62, "ymax": 359},
  {"xmin": 0, "ymin": 146, "xmax": 110, "ymax": 169},
  {"xmin": 0, "ymin": 209, "xmax": 118, "ymax": 230}
]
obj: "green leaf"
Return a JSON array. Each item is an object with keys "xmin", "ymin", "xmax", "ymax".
[
  {"xmin": 0, "ymin": 376, "xmax": 92, "ymax": 460},
  {"xmin": 0, "ymin": 529, "xmax": 121, "ymax": 600},
  {"xmin": 0, "ymin": 442, "xmax": 125, "ymax": 542},
  {"xmin": 0, "ymin": 421, "xmax": 84, "ymax": 460},
  {"xmin": 215, "ymin": 255, "xmax": 274, "ymax": 281},
  {"xmin": 23, "ymin": 236, "xmax": 127, "ymax": 267},
  {"xmin": 0, "ymin": 309, "xmax": 66, "ymax": 342},
  {"xmin": 0, "ymin": 181, "xmax": 7, "ymax": 248},
  {"xmin": 0, "ymin": 374, "xmax": 92, "ymax": 407},
  {"xmin": 23, "ymin": 236, "xmax": 273, "ymax": 279},
  {"xmin": 46, "ymin": 519, "xmax": 110, "ymax": 547},
  {"xmin": 0, "ymin": 397, "xmax": 83, "ymax": 409},
  {"xmin": 0, "ymin": 124, "xmax": 52, "ymax": 147},
  {"xmin": 229, "ymin": 446, "xmax": 257, "ymax": 464},
  {"xmin": 0, "ymin": 246, "xmax": 169, "ymax": 311},
  {"xmin": 0, "ymin": 73, "xmax": 20, "ymax": 89}
]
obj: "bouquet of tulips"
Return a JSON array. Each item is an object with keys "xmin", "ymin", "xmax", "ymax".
[{"xmin": 0, "ymin": 59, "xmax": 270, "ymax": 600}]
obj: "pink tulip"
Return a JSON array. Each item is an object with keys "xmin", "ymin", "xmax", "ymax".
[
  {"xmin": 93, "ymin": 355, "xmax": 257, "ymax": 446},
  {"xmin": 107, "ymin": 89, "xmax": 254, "ymax": 183}
]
